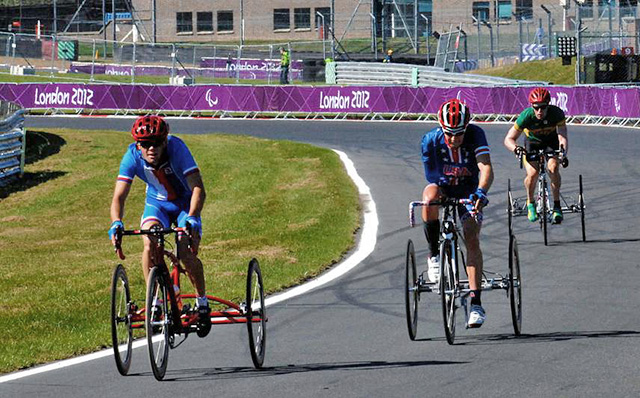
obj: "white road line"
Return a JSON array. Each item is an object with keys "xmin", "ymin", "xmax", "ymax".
[{"xmin": 0, "ymin": 148, "xmax": 378, "ymax": 384}]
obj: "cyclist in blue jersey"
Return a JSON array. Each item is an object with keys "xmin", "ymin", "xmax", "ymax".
[
  {"xmin": 108, "ymin": 115, "xmax": 210, "ymax": 337},
  {"xmin": 421, "ymin": 99, "xmax": 494, "ymax": 328}
]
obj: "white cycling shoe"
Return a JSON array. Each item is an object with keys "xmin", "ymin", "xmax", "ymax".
[
  {"xmin": 427, "ymin": 255, "xmax": 440, "ymax": 282},
  {"xmin": 468, "ymin": 304, "xmax": 486, "ymax": 328}
]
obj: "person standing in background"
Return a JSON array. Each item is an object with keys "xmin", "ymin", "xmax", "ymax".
[{"xmin": 279, "ymin": 46, "xmax": 290, "ymax": 84}]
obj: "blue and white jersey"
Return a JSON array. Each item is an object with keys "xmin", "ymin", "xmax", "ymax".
[
  {"xmin": 117, "ymin": 135, "xmax": 199, "ymax": 201},
  {"xmin": 420, "ymin": 124, "xmax": 490, "ymax": 189}
]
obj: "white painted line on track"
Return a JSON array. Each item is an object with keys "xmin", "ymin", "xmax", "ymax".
[
  {"xmin": 264, "ymin": 149, "xmax": 378, "ymax": 306},
  {"xmin": 0, "ymin": 148, "xmax": 378, "ymax": 384}
]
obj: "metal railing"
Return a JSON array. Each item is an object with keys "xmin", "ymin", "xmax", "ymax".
[
  {"xmin": 0, "ymin": 32, "xmax": 331, "ymax": 84},
  {"xmin": 0, "ymin": 106, "xmax": 26, "ymax": 186},
  {"xmin": 333, "ymin": 61, "xmax": 546, "ymax": 87}
]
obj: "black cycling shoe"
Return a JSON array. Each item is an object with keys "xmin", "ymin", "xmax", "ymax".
[{"xmin": 196, "ymin": 305, "xmax": 211, "ymax": 338}]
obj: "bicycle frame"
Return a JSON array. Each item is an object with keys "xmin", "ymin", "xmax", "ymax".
[
  {"xmin": 116, "ymin": 226, "xmax": 262, "ymax": 336},
  {"xmin": 409, "ymin": 199, "xmax": 469, "ymax": 293},
  {"xmin": 111, "ymin": 226, "xmax": 268, "ymax": 379},
  {"xmin": 406, "ymin": 198, "xmax": 522, "ymax": 343}
]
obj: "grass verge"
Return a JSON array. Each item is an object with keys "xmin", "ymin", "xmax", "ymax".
[
  {"xmin": 0, "ymin": 129, "xmax": 360, "ymax": 374},
  {"xmin": 472, "ymin": 57, "xmax": 576, "ymax": 85},
  {"xmin": 0, "ymin": 72, "xmax": 326, "ymax": 85}
]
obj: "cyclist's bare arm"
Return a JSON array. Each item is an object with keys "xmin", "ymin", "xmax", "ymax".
[
  {"xmin": 185, "ymin": 171, "xmax": 206, "ymax": 254},
  {"xmin": 110, "ymin": 180, "xmax": 131, "ymax": 246},
  {"xmin": 557, "ymin": 125, "xmax": 568, "ymax": 155},
  {"xmin": 476, "ymin": 153, "xmax": 494, "ymax": 211},
  {"xmin": 504, "ymin": 125, "xmax": 523, "ymax": 153},
  {"xmin": 186, "ymin": 171, "xmax": 206, "ymax": 218}
]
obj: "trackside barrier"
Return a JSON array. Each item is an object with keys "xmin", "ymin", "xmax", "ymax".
[
  {"xmin": 0, "ymin": 108, "xmax": 26, "ymax": 186},
  {"xmin": 332, "ymin": 62, "xmax": 547, "ymax": 87},
  {"xmin": 1, "ymin": 84, "xmax": 639, "ymax": 122}
]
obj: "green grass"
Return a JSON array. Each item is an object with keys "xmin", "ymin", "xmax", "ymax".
[
  {"xmin": 472, "ymin": 57, "xmax": 576, "ymax": 85},
  {"xmin": 0, "ymin": 129, "xmax": 360, "ymax": 373},
  {"xmin": 0, "ymin": 71, "xmax": 323, "ymax": 85}
]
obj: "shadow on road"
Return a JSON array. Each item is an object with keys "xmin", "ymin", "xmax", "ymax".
[
  {"xmin": 147, "ymin": 359, "xmax": 469, "ymax": 381},
  {"xmin": 455, "ymin": 329, "xmax": 640, "ymax": 346}
]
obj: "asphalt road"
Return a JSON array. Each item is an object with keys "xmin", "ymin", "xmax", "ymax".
[{"xmin": 3, "ymin": 116, "xmax": 640, "ymax": 397}]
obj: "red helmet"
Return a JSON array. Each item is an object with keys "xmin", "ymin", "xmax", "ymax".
[
  {"xmin": 528, "ymin": 87, "xmax": 551, "ymax": 105},
  {"xmin": 131, "ymin": 115, "xmax": 169, "ymax": 142},
  {"xmin": 438, "ymin": 99, "xmax": 470, "ymax": 135}
]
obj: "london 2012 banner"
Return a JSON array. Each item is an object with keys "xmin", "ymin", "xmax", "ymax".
[{"xmin": 0, "ymin": 83, "xmax": 638, "ymax": 118}]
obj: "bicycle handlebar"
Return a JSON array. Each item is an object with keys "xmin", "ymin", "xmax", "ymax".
[
  {"xmin": 113, "ymin": 225, "xmax": 193, "ymax": 260},
  {"xmin": 517, "ymin": 146, "xmax": 568, "ymax": 169},
  {"xmin": 408, "ymin": 199, "xmax": 473, "ymax": 227}
]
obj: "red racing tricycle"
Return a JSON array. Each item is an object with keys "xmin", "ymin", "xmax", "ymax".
[{"xmin": 110, "ymin": 225, "xmax": 266, "ymax": 380}]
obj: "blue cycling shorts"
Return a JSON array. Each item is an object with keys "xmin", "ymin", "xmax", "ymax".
[{"xmin": 141, "ymin": 197, "xmax": 197, "ymax": 232}]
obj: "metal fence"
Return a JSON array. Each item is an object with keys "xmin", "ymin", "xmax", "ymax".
[
  {"xmin": 332, "ymin": 61, "xmax": 546, "ymax": 87},
  {"xmin": 1, "ymin": 3, "xmax": 640, "ymax": 86},
  {"xmin": 0, "ymin": 32, "xmax": 332, "ymax": 84},
  {"xmin": 0, "ymin": 106, "xmax": 26, "ymax": 187}
]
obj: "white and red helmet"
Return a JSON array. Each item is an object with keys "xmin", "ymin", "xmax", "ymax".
[{"xmin": 437, "ymin": 99, "xmax": 470, "ymax": 135}]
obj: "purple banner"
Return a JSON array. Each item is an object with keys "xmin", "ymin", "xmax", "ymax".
[
  {"xmin": 200, "ymin": 57, "xmax": 303, "ymax": 80},
  {"xmin": 70, "ymin": 59, "xmax": 303, "ymax": 80},
  {"xmin": 1, "ymin": 83, "xmax": 639, "ymax": 118}
]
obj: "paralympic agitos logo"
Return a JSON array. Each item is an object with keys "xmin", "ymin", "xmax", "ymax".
[
  {"xmin": 205, "ymin": 89, "xmax": 219, "ymax": 107},
  {"xmin": 549, "ymin": 92, "xmax": 568, "ymax": 113}
]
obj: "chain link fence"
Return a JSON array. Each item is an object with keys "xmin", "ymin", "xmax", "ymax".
[
  {"xmin": 0, "ymin": 32, "xmax": 333, "ymax": 84},
  {"xmin": 1, "ymin": 3, "xmax": 640, "ymax": 84}
]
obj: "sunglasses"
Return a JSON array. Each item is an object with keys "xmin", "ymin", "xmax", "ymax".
[
  {"xmin": 444, "ymin": 130, "xmax": 465, "ymax": 137},
  {"xmin": 532, "ymin": 103, "xmax": 548, "ymax": 110},
  {"xmin": 137, "ymin": 140, "xmax": 165, "ymax": 149}
]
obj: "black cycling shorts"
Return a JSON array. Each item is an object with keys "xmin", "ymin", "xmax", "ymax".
[{"xmin": 524, "ymin": 134, "xmax": 559, "ymax": 162}]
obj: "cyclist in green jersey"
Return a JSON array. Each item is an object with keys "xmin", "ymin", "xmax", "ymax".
[{"xmin": 504, "ymin": 87, "xmax": 569, "ymax": 224}]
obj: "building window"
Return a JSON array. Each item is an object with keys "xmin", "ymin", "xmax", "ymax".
[
  {"xmin": 176, "ymin": 12, "xmax": 192, "ymax": 33},
  {"xmin": 598, "ymin": 0, "xmax": 613, "ymax": 16},
  {"xmin": 472, "ymin": 1, "xmax": 490, "ymax": 21},
  {"xmin": 418, "ymin": 1, "xmax": 432, "ymax": 35},
  {"xmin": 315, "ymin": 7, "xmax": 330, "ymax": 30},
  {"xmin": 515, "ymin": 0, "xmax": 533, "ymax": 20},
  {"xmin": 578, "ymin": 0, "xmax": 594, "ymax": 18},
  {"xmin": 218, "ymin": 11, "xmax": 233, "ymax": 32},
  {"xmin": 197, "ymin": 12, "xmax": 213, "ymax": 32},
  {"xmin": 274, "ymin": 8, "xmax": 290, "ymax": 30},
  {"xmin": 498, "ymin": 0, "xmax": 512, "ymax": 20},
  {"xmin": 620, "ymin": 0, "xmax": 638, "ymax": 18},
  {"xmin": 294, "ymin": 8, "xmax": 311, "ymax": 29}
]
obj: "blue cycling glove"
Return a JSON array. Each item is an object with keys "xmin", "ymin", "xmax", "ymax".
[
  {"xmin": 185, "ymin": 216, "xmax": 202, "ymax": 236},
  {"xmin": 469, "ymin": 188, "xmax": 489, "ymax": 207},
  {"xmin": 436, "ymin": 176, "xmax": 450, "ymax": 187},
  {"xmin": 108, "ymin": 220, "xmax": 124, "ymax": 241}
]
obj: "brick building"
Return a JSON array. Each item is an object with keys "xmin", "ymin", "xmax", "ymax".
[
  {"xmin": 1, "ymin": 0, "xmax": 638, "ymax": 43},
  {"xmin": 126, "ymin": 0, "xmax": 639, "ymax": 43}
]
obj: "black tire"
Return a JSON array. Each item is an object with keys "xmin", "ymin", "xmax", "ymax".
[
  {"xmin": 405, "ymin": 239, "xmax": 418, "ymax": 341},
  {"xmin": 508, "ymin": 235, "xmax": 522, "ymax": 336},
  {"xmin": 541, "ymin": 179, "xmax": 548, "ymax": 246},
  {"xmin": 247, "ymin": 258, "xmax": 266, "ymax": 369},
  {"xmin": 111, "ymin": 264, "xmax": 133, "ymax": 376},
  {"xmin": 146, "ymin": 266, "xmax": 170, "ymax": 381},
  {"xmin": 439, "ymin": 239, "xmax": 456, "ymax": 345},
  {"xmin": 579, "ymin": 175, "xmax": 586, "ymax": 242},
  {"xmin": 507, "ymin": 179, "xmax": 513, "ymax": 235}
]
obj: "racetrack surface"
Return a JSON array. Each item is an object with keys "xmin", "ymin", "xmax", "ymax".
[{"xmin": 4, "ymin": 116, "xmax": 640, "ymax": 397}]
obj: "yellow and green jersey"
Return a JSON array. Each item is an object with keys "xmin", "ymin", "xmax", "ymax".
[
  {"xmin": 514, "ymin": 105, "xmax": 566, "ymax": 143},
  {"xmin": 281, "ymin": 50, "xmax": 290, "ymax": 67}
]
